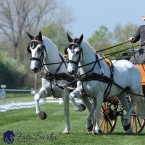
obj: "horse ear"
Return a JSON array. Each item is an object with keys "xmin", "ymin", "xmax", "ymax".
[
  {"xmin": 78, "ymin": 34, "xmax": 83, "ymax": 44},
  {"xmin": 67, "ymin": 33, "xmax": 73, "ymax": 42},
  {"xmin": 39, "ymin": 31, "xmax": 43, "ymax": 42},
  {"xmin": 26, "ymin": 32, "xmax": 34, "ymax": 40}
]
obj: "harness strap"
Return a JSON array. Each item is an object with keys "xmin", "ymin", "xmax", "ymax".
[
  {"xmin": 41, "ymin": 71, "xmax": 74, "ymax": 82},
  {"xmin": 30, "ymin": 57, "xmax": 41, "ymax": 61},
  {"xmin": 41, "ymin": 71, "xmax": 74, "ymax": 98},
  {"xmin": 103, "ymin": 57, "xmax": 114, "ymax": 99},
  {"xmin": 80, "ymin": 54, "xmax": 99, "ymax": 97},
  {"xmin": 80, "ymin": 73, "xmax": 114, "ymax": 83},
  {"xmin": 31, "ymin": 40, "xmax": 42, "ymax": 44},
  {"xmin": 68, "ymin": 42, "xmax": 80, "ymax": 46},
  {"xmin": 80, "ymin": 72, "xmax": 145, "ymax": 98}
]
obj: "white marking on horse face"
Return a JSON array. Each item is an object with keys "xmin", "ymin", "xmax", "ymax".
[
  {"xmin": 67, "ymin": 47, "xmax": 81, "ymax": 75},
  {"xmin": 30, "ymin": 44, "xmax": 42, "ymax": 72}
]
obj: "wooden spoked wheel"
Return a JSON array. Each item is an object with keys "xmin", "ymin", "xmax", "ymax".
[
  {"xmin": 131, "ymin": 113, "xmax": 145, "ymax": 133},
  {"xmin": 121, "ymin": 111, "xmax": 145, "ymax": 133},
  {"xmin": 99, "ymin": 101, "xmax": 118, "ymax": 133}
]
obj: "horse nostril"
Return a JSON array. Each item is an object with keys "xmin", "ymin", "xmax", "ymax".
[
  {"xmin": 72, "ymin": 70, "xmax": 74, "ymax": 74},
  {"xmin": 32, "ymin": 67, "xmax": 37, "ymax": 73},
  {"xmin": 68, "ymin": 69, "xmax": 74, "ymax": 75}
]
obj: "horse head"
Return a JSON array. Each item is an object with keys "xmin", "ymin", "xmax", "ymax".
[
  {"xmin": 26, "ymin": 31, "xmax": 46, "ymax": 73},
  {"xmin": 65, "ymin": 34, "xmax": 83, "ymax": 75}
]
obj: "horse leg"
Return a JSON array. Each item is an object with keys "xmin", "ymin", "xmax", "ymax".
[
  {"xmin": 82, "ymin": 96, "xmax": 92, "ymax": 112},
  {"xmin": 117, "ymin": 92, "xmax": 132, "ymax": 133},
  {"xmin": 62, "ymin": 91, "xmax": 71, "ymax": 134},
  {"xmin": 34, "ymin": 87, "xmax": 47, "ymax": 120},
  {"xmin": 135, "ymin": 84, "xmax": 145, "ymax": 117},
  {"xmin": 122, "ymin": 85, "xmax": 142, "ymax": 134},
  {"xmin": 69, "ymin": 90, "xmax": 86, "ymax": 111},
  {"xmin": 92, "ymin": 95, "xmax": 103, "ymax": 135},
  {"xmin": 86, "ymin": 100, "xmax": 95, "ymax": 133},
  {"xmin": 123, "ymin": 93, "xmax": 138, "ymax": 134}
]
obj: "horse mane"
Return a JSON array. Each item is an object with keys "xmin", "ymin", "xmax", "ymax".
[
  {"xmin": 42, "ymin": 36, "xmax": 58, "ymax": 50},
  {"xmin": 81, "ymin": 40, "xmax": 103, "ymax": 60},
  {"xmin": 42, "ymin": 35, "xmax": 65, "ymax": 61},
  {"xmin": 81, "ymin": 40, "xmax": 96, "ymax": 52}
]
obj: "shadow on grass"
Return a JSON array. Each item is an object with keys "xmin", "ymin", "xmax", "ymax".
[
  {"xmin": 67, "ymin": 132, "xmax": 145, "ymax": 136},
  {"xmin": 103, "ymin": 132, "xmax": 145, "ymax": 136}
]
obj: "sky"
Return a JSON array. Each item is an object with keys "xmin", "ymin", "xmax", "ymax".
[{"xmin": 64, "ymin": 0, "xmax": 145, "ymax": 40}]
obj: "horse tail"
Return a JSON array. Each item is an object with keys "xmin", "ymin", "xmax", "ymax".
[{"xmin": 135, "ymin": 84, "xmax": 145, "ymax": 117}]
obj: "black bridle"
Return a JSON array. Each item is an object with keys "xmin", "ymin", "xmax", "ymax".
[
  {"xmin": 28, "ymin": 40, "xmax": 66, "ymax": 71},
  {"xmin": 66, "ymin": 43, "xmax": 103, "ymax": 76},
  {"xmin": 28, "ymin": 40, "xmax": 69, "ymax": 92}
]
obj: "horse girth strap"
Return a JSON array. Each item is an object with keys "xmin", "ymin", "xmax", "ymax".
[
  {"xmin": 41, "ymin": 71, "xmax": 74, "ymax": 82},
  {"xmin": 80, "ymin": 73, "xmax": 114, "ymax": 84}
]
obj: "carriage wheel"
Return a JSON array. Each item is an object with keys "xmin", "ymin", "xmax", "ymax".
[
  {"xmin": 99, "ymin": 102, "xmax": 118, "ymax": 133},
  {"xmin": 131, "ymin": 113, "xmax": 145, "ymax": 133}
]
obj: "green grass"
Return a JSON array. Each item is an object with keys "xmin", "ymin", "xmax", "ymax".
[{"xmin": 0, "ymin": 94, "xmax": 145, "ymax": 145}]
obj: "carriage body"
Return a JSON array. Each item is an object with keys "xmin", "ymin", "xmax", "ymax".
[{"xmin": 136, "ymin": 64, "xmax": 145, "ymax": 90}]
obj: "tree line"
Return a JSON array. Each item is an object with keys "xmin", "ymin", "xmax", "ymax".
[{"xmin": 0, "ymin": 0, "xmax": 139, "ymax": 89}]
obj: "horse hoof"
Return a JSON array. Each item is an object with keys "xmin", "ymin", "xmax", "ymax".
[
  {"xmin": 92, "ymin": 131, "xmax": 98, "ymax": 135},
  {"xmin": 41, "ymin": 112, "xmax": 47, "ymax": 120},
  {"xmin": 123, "ymin": 123, "xmax": 131, "ymax": 131},
  {"xmin": 63, "ymin": 130, "xmax": 70, "ymax": 134},
  {"xmin": 98, "ymin": 129, "xmax": 102, "ymax": 133},
  {"xmin": 125, "ymin": 128, "xmax": 132, "ymax": 134},
  {"xmin": 87, "ymin": 124, "xmax": 93, "ymax": 133},
  {"xmin": 80, "ymin": 104, "xmax": 86, "ymax": 111}
]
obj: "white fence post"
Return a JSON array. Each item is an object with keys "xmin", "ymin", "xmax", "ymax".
[{"xmin": 0, "ymin": 89, "xmax": 6, "ymax": 99}]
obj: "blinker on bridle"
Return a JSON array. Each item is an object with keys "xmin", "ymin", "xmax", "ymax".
[
  {"xmin": 66, "ymin": 42, "xmax": 82, "ymax": 65},
  {"xmin": 27, "ymin": 39, "xmax": 43, "ymax": 54}
]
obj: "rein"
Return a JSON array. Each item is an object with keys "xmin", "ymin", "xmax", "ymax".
[
  {"xmin": 104, "ymin": 44, "xmax": 140, "ymax": 57},
  {"xmin": 42, "ymin": 53, "xmax": 69, "ymax": 92},
  {"xmin": 96, "ymin": 40, "xmax": 129, "ymax": 53}
]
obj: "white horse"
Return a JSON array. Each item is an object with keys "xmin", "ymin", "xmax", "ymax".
[
  {"xmin": 26, "ymin": 31, "xmax": 92, "ymax": 134},
  {"xmin": 65, "ymin": 34, "xmax": 145, "ymax": 135}
]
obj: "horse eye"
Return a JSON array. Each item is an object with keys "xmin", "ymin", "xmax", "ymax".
[
  {"xmin": 38, "ymin": 47, "xmax": 42, "ymax": 51},
  {"xmin": 76, "ymin": 51, "xmax": 80, "ymax": 54}
]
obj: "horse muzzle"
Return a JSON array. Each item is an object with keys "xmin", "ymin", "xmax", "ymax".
[
  {"xmin": 67, "ymin": 69, "xmax": 75, "ymax": 75},
  {"xmin": 31, "ymin": 67, "xmax": 38, "ymax": 73}
]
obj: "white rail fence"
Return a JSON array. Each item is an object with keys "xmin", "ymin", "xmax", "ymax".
[
  {"xmin": 0, "ymin": 89, "xmax": 82, "ymax": 112},
  {"xmin": 46, "ymin": 97, "xmax": 82, "ymax": 104},
  {"xmin": 0, "ymin": 99, "xmax": 45, "ymax": 112}
]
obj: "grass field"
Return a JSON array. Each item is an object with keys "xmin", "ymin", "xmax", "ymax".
[{"xmin": 0, "ymin": 94, "xmax": 145, "ymax": 145}]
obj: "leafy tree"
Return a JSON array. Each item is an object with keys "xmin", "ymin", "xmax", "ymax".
[
  {"xmin": 0, "ymin": 50, "xmax": 27, "ymax": 88},
  {"xmin": 88, "ymin": 24, "xmax": 139, "ymax": 59},
  {"xmin": 109, "ymin": 23, "xmax": 139, "ymax": 59},
  {"xmin": 113, "ymin": 23, "xmax": 138, "ymax": 43},
  {"xmin": 88, "ymin": 25, "xmax": 113, "ymax": 55},
  {"xmin": 0, "ymin": 0, "xmax": 75, "ymax": 59}
]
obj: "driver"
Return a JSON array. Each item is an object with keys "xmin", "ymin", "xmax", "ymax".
[{"xmin": 128, "ymin": 16, "xmax": 145, "ymax": 64}]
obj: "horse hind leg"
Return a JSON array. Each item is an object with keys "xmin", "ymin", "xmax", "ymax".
[
  {"xmin": 123, "ymin": 85, "xmax": 143, "ymax": 134},
  {"xmin": 135, "ymin": 84, "xmax": 145, "ymax": 117},
  {"xmin": 117, "ymin": 92, "xmax": 132, "ymax": 133}
]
